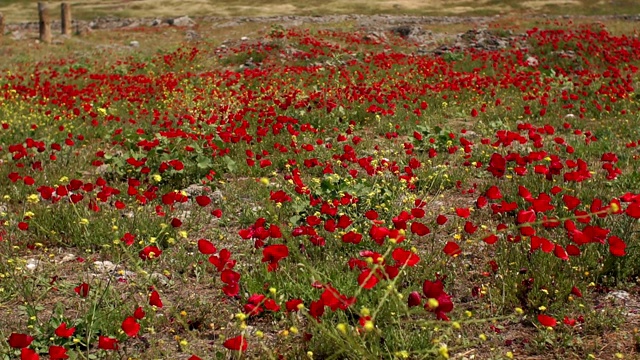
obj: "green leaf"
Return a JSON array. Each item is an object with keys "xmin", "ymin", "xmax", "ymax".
[
  {"xmin": 196, "ymin": 155, "xmax": 213, "ymax": 169},
  {"xmin": 222, "ymin": 156, "xmax": 237, "ymax": 173}
]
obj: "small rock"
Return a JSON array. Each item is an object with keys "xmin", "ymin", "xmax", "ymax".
[
  {"xmin": 606, "ymin": 290, "xmax": 630, "ymax": 302},
  {"xmin": 565, "ymin": 114, "xmax": 576, "ymax": 119},
  {"xmin": 130, "ymin": 41, "xmax": 140, "ymax": 48},
  {"xmin": 26, "ymin": 259, "xmax": 40, "ymax": 271},
  {"xmin": 95, "ymin": 164, "xmax": 110, "ymax": 175},
  {"xmin": 78, "ymin": 26, "xmax": 92, "ymax": 36},
  {"xmin": 149, "ymin": 272, "xmax": 169, "ymax": 286},
  {"xmin": 93, "ymin": 260, "xmax": 117, "ymax": 273},
  {"xmin": 60, "ymin": 254, "xmax": 77, "ymax": 263},
  {"xmin": 241, "ymin": 36, "xmax": 249, "ymax": 41},
  {"xmin": 390, "ymin": 25, "xmax": 421, "ymax": 38},
  {"xmin": 525, "ymin": 56, "xmax": 539, "ymax": 67},
  {"xmin": 182, "ymin": 184, "xmax": 208, "ymax": 197},
  {"xmin": 11, "ymin": 31, "xmax": 25, "ymax": 40},
  {"xmin": 462, "ymin": 130, "xmax": 479, "ymax": 139},
  {"xmin": 177, "ymin": 210, "xmax": 192, "ymax": 222},
  {"xmin": 150, "ymin": 19, "xmax": 163, "ymax": 26},
  {"xmin": 211, "ymin": 189, "xmax": 223, "ymax": 200},
  {"xmin": 168, "ymin": 16, "xmax": 195, "ymax": 27},
  {"xmin": 363, "ymin": 31, "xmax": 386, "ymax": 42},
  {"xmin": 185, "ymin": 30, "xmax": 200, "ymax": 41}
]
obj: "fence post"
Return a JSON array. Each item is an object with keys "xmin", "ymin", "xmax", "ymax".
[
  {"xmin": 38, "ymin": 2, "xmax": 52, "ymax": 43},
  {"xmin": 61, "ymin": 2, "xmax": 72, "ymax": 36}
]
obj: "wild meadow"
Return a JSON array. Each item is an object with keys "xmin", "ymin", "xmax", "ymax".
[{"xmin": 0, "ymin": 16, "xmax": 640, "ymax": 360}]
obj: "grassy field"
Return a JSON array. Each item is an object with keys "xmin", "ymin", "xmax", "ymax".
[
  {"xmin": 1, "ymin": 0, "xmax": 640, "ymax": 22},
  {"xmin": 1, "ymin": 5, "xmax": 640, "ymax": 360}
]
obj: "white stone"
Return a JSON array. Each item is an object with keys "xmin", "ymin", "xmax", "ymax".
[
  {"xmin": 26, "ymin": 259, "xmax": 40, "ymax": 271},
  {"xmin": 93, "ymin": 260, "xmax": 117, "ymax": 273}
]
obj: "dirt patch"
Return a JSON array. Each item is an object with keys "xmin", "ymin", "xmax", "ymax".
[
  {"xmin": 2, "ymin": 0, "xmax": 640, "ymax": 23},
  {"xmin": 521, "ymin": 0, "xmax": 582, "ymax": 10}
]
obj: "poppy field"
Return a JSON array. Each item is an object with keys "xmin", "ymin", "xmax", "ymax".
[{"xmin": 1, "ymin": 17, "xmax": 640, "ymax": 359}]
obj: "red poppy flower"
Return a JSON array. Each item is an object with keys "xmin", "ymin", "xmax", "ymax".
[
  {"xmin": 49, "ymin": 345, "xmax": 69, "ymax": 360},
  {"xmin": 392, "ymin": 248, "xmax": 420, "ymax": 266},
  {"xmin": 309, "ymin": 299, "xmax": 325, "ymax": 322},
  {"xmin": 487, "ymin": 153, "xmax": 506, "ymax": 178},
  {"xmin": 408, "ymin": 291, "xmax": 421, "ymax": 307},
  {"xmin": 566, "ymin": 244, "xmax": 581, "ymax": 256},
  {"xmin": 476, "ymin": 196, "xmax": 488, "ymax": 208},
  {"xmin": 139, "ymin": 245, "xmax": 162, "ymax": 260},
  {"xmin": 195, "ymin": 195, "xmax": 211, "ymax": 207},
  {"xmin": 98, "ymin": 336, "xmax": 118, "ymax": 350},
  {"xmin": 443, "ymin": 241, "xmax": 461, "ymax": 257},
  {"xmin": 222, "ymin": 283, "xmax": 239, "ymax": 297},
  {"xmin": 321, "ymin": 286, "xmax": 356, "ymax": 311},
  {"xmin": 562, "ymin": 195, "xmax": 581, "ymax": 210},
  {"xmin": 21, "ymin": 348, "xmax": 39, "ymax": 360},
  {"xmin": 563, "ymin": 316, "xmax": 577, "ymax": 327},
  {"xmin": 134, "ymin": 306, "xmax": 146, "ymax": 320},
  {"xmin": 269, "ymin": 190, "xmax": 291, "ymax": 203},
  {"xmin": 554, "ymin": 244, "xmax": 569, "ymax": 260},
  {"xmin": 8, "ymin": 333, "xmax": 33, "ymax": 348},
  {"xmin": 455, "ymin": 207, "xmax": 471, "ymax": 218},
  {"xmin": 211, "ymin": 209, "xmax": 223, "ymax": 218},
  {"xmin": 223, "ymin": 335, "xmax": 247, "ymax": 352},
  {"xmin": 369, "ymin": 225, "xmax": 389, "ymax": 244},
  {"xmin": 170, "ymin": 217, "xmax": 182, "ymax": 227},
  {"xmin": 485, "ymin": 185, "xmax": 502, "ymax": 200},
  {"xmin": 358, "ymin": 268, "xmax": 379, "ymax": 289},
  {"xmin": 537, "ymin": 314, "xmax": 557, "ymax": 327},
  {"xmin": 259, "ymin": 159, "xmax": 272, "ymax": 168},
  {"xmin": 343, "ymin": 230, "xmax": 363, "ymax": 244},
  {"xmin": 209, "ymin": 249, "xmax": 235, "ymax": 272},
  {"xmin": 121, "ymin": 316, "xmax": 140, "ymax": 337},
  {"xmin": 55, "ymin": 322, "xmax": 75, "ymax": 338},
  {"xmin": 608, "ymin": 236, "xmax": 627, "ymax": 256},
  {"xmin": 422, "ymin": 279, "xmax": 453, "ymax": 321},
  {"xmin": 264, "ymin": 298, "xmax": 280, "ymax": 312},
  {"xmin": 197, "ymin": 239, "xmax": 216, "ymax": 255},
  {"xmin": 74, "ymin": 282, "xmax": 90, "ymax": 298},
  {"xmin": 285, "ymin": 299, "xmax": 304, "ymax": 312},
  {"xmin": 571, "ymin": 286, "xmax": 583, "ymax": 298},
  {"xmin": 337, "ymin": 215, "xmax": 352, "ymax": 229},
  {"xmin": 262, "ymin": 244, "xmax": 289, "ymax": 272},
  {"xmin": 365, "ymin": 210, "xmax": 379, "ymax": 220},
  {"xmin": 149, "ymin": 290, "xmax": 163, "ymax": 308},
  {"xmin": 517, "ymin": 210, "xmax": 536, "ymax": 224},
  {"xmin": 410, "ymin": 221, "xmax": 430, "ymax": 236},
  {"xmin": 464, "ymin": 221, "xmax": 478, "ymax": 234},
  {"xmin": 483, "ymin": 234, "xmax": 498, "ymax": 245},
  {"xmin": 121, "ymin": 232, "xmax": 135, "ymax": 246},
  {"xmin": 624, "ymin": 202, "xmax": 640, "ymax": 218}
]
